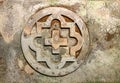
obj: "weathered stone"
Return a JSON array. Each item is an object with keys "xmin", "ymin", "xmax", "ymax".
[
  {"xmin": 21, "ymin": 7, "xmax": 89, "ymax": 76},
  {"xmin": 0, "ymin": 0, "xmax": 120, "ymax": 82},
  {"xmin": 24, "ymin": 65, "xmax": 34, "ymax": 75},
  {"xmin": 18, "ymin": 59, "xmax": 24, "ymax": 70}
]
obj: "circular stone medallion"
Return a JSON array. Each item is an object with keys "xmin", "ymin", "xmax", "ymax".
[{"xmin": 21, "ymin": 7, "xmax": 89, "ymax": 76}]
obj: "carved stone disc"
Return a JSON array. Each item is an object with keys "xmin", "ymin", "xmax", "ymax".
[{"xmin": 21, "ymin": 7, "xmax": 89, "ymax": 76}]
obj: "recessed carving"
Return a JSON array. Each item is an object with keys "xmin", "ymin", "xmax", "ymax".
[{"xmin": 21, "ymin": 7, "xmax": 89, "ymax": 76}]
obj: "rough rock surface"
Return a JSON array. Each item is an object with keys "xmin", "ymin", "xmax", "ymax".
[{"xmin": 0, "ymin": 0, "xmax": 120, "ymax": 83}]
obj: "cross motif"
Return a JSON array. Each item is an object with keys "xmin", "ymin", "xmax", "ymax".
[
  {"xmin": 45, "ymin": 22, "xmax": 68, "ymax": 54},
  {"xmin": 21, "ymin": 7, "xmax": 88, "ymax": 76}
]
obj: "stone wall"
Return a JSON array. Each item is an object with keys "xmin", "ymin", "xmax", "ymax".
[{"xmin": 0, "ymin": 0, "xmax": 120, "ymax": 83}]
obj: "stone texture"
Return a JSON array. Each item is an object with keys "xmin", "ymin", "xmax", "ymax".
[
  {"xmin": 0, "ymin": 0, "xmax": 120, "ymax": 83},
  {"xmin": 18, "ymin": 59, "xmax": 24, "ymax": 70},
  {"xmin": 24, "ymin": 65, "xmax": 34, "ymax": 75}
]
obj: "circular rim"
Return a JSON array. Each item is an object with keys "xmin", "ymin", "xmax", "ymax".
[{"xmin": 21, "ymin": 7, "xmax": 90, "ymax": 76}]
